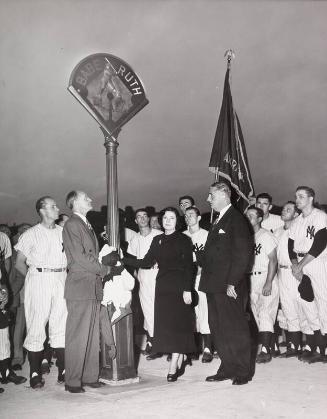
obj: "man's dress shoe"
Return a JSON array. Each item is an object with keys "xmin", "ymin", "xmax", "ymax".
[
  {"xmin": 146, "ymin": 353, "xmax": 163, "ymax": 361},
  {"xmin": 65, "ymin": 384, "xmax": 85, "ymax": 393},
  {"xmin": 57, "ymin": 370, "xmax": 65, "ymax": 384},
  {"xmin": 1, "ymin": 370, "xmax": 27, "ymax": 385},
  {"xmin": 205, "ymin": 373, "xmax": 230, "ymax": 382},
  {"xmin": 30, "ymin": 375, "xmax": 44, "ymax": 389},
  {"xmin": 82, "ymin": 381, "xmax": 106, "ymax": 388},
  {"xmin": 202, "ymin": 351, "xmax": 213, "ymax": 363},
  {"xmin": 232, "ymin": 377, "xmax": 249, "ymax": 385},
  {"xmin": 12, "ymin": 364, "xmax": 22, "ymax": 371}
]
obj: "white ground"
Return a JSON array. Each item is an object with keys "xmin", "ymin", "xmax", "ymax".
[{"xmin": 1, "ymin": 348, "xmax": 326, "ymax": 419}]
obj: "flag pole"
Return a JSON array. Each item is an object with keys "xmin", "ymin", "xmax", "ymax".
[{"xmin": 210, "ymin": 50, "xmax": 235, "ymax": 224}]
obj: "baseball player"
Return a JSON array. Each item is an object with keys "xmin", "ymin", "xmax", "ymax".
[
  {"xmin": 0, "ymin": 233, "xmax": 27, "ymax": 389},
  {"xmin": 15, "ymin": 196, "xmax": 67, "ymax": 388},
  {"xmin": 275, "ymin": 201, "xmax": 320, "ymax": 358},
  {"xmin": 183, "ymin": 206, "xmax": 212, "ymax": 362},
  {"xmin": 288, "ymin": 186, "xmax": 327, "ymax": 363},
  {"xmin": 127, "ymin": 208, "xmax": 162, "ymax": 358},
  {"xmin": 256, "ymin": 193, "xmax": 285, "ymax": 352},
  {"xmin": 256, "ymin": 193, "xmax": 284, "ymax": 233},
  {"xmin": 246, "ymin": 207, "xmax": 279, "ymax": 364}
]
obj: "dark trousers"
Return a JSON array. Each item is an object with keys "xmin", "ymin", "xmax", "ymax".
[
  {"xmin": 207, "ymin": 292, "xmax": 251, "ymax": 379},
  {"xmin": 65, "ymin": 299, "xmax": 100, "ymax": 387}
]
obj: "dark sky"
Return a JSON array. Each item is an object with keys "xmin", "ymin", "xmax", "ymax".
[{"xmin": 1, "ymin": 0, "xmax": 327, "ymax": 224}]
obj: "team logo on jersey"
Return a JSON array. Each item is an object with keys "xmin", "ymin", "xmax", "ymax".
[
  {"xmin": 254, "ymin": 243, "xmax": 262, "ymax": 255},
  {"xmin": 306, "ymin": 225, "xmax": 315, "ymax": 240},
  {"xmin": 193, "ymin": 243, "xmax": 204, "ymax": 252}
]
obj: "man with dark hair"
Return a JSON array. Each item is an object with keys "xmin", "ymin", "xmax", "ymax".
[
  {"xmin": 150, "ymin": 213, "xmax": 162, "ymax": 231},
  {"xmin": 275, "ymin": 201, "xmax": 320, "ymax": 359},
  {"xmin": 256, "ymin": 193, "xmax": 284, "ymax": 233},
  {"xmin": 178, "ymin": 196, "xmax": 195, "ymax": 232},
  {"xmin": 199, "ymin": 181, "xmax": 253, "ymax": 385},
  {"xmin": 288, "ymin": 186, "xmax": 327, "ymax": 363},
  {"xmin": 0, "ymin": 225, "xmax": 12, "ymax": 241},
  {"xmin": 63, "ymin": 190, "xmax": 122, "ymax": 393},
  {"xmin": 15, "ymin": 196, "xmax": 66, "ymax": 389},
  {"xmin": 127, "ymin": 208, "xmax": 162, "ymax": 358},
  {"xmin": 179, "ymin": 195, "xmax": 195, "ymax": 212}
]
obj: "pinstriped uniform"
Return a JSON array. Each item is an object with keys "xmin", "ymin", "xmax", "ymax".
[
  {"xmin": 0, "ymin": 232, "xmax": 12, "ymax": 360},
  {"xmin": 15, "ymin": 224, "xmax": 67, "ymax": 351},
  {"xmin": 127, "ymin": 229, "xmax": 162, "ymax": 337},
  {"xmin": 184, "ymin": 228, "xmax": 210, "ymax": 334},
  {"xmin": 275, "ymin": 226, "xmax": 320, "ymax": 334},
  {"xmin": 249, "ymin": 228, "xmax": 279, "ymax": 332},
  {"xmin": 289, "ymin": 208, "xmax": 327, "ymax": 333},
  {"xmin": 0, "ymin": 328, "xmax": 10, "ymax": 360},
  {"xmin": 261, "ymin": 214, "xmax": 284, "ymax": 233}
]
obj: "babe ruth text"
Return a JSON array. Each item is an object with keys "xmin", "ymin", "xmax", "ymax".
[{"xmin": 74, "ymin": 59, "xmax": 143, "ymax": 95}]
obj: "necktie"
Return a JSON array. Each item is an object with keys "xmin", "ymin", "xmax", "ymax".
[
  {"xmin": 86, "ymin": 221, "xmax": 93, "ymax": 230},
  {"xmin": 213, "ymin": 213, "xmax": 220, "ymax": 225}
]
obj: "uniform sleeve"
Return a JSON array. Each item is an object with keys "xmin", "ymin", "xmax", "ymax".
[
  {"xmin": 14, "ymin": 230, "xmax": 31, "ymax": 258},
  {"xmin": 289, "ymin": 221, "xmax": 296, "ymax": 241},
  {"xmin": 308, "ymin": 228, "xmax": 327, "ymax": 257},
  {"xmin": 288, "ymin": 238, "xmax": 297, "ymax": 260},
  {"xmin": 127, "ymin": 236, "xmax": 137, "ymax": 257},
  {"xmin": 1, "ymin": 234, "xmax": 12, "ymax": 259},
  {"xmin": 264, "ymin": 233, "xmax": 277, "ymax": 256},
  {"xmin": 123, "ymin": 237, "xmax": 157, "ymax": 269}
]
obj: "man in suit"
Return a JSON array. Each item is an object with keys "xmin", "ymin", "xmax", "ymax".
[
  {"xmin": 199, "ymin": 181, "xmax": 253, "ymax": 385},
  {"xmin": 63, "ymin": 190, "xmax": 121, "ymax": 393}
]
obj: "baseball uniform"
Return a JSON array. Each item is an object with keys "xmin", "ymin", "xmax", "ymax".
[
  {"xmin": 289, "ymin": 208, "xmax": 327, "ymax": 334},
  {"xmin": 262, "ymin": 213, "xmax": 284, "ymax": 234},
  {"xmin": 15, "ymin": 224, "xmax": 67, "ymax": 352},
  {"xmin": 275, "ymin": 226, "xmax": 320, "ymax": 335},
  {"xmin": 0, "ymin": 233, "xmax": 12, "ymax": 361},
  {"xmin": 184, "ymin": 228, "xmax": 210, "ymax": 334},
  {"xmin": 128, "ymin": 229, "xmax": 162, "ymax": 337},
  {"xmin": 249, "ymin": 228, "xmax": 279, "ymax": 333}
]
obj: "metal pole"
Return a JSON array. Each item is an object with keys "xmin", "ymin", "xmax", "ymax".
[
  {"xmin": 100, "ymin": 128, "xmax": 138, "ymax": 384},
  {"xmin": 104, "ymin": 134, "xmax": 120, "ymax": 250}
]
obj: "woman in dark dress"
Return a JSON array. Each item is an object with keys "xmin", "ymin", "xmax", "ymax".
[{"xmin": 124, "ymin": 207, "xmax": 196, "ymax": 381}]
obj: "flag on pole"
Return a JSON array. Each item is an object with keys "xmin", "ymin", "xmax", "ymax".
[{"xmin": 209, "ymin": 67, "xmax": 254, "ymax": 210}]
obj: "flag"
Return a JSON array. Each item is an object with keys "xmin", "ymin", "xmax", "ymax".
[{"xmin": 209, "ymin": 68, "xmax": 254, "ymax": 210}]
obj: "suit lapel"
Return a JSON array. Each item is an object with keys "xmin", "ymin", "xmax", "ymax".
[
  {"xmin": 72, "ymin": 214, "xmax": 98, "ymax": 250},
  {"xmin": 211, "ymin": 206, "xmax": 233, "ymax": 230}
]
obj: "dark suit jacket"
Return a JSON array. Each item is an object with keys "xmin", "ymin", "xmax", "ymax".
[
  {"xmin": 63, "ymin": 214, "xmax": 107, "ymax": 301},
  {"xmin": 199, "ymin": 205, "xmax": 252, "ymax": 294}
]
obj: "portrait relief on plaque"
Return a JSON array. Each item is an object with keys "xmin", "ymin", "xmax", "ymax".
[{"xmin": 68, "ymin": 53, "xmax": 149, "ymax": 136}]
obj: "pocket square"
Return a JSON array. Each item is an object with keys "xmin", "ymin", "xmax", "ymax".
[{"xmin": 218, "ymin": 229, "xmax": 225, "ymax": 234}]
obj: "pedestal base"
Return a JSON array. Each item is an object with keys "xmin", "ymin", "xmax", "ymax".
[
  {"xmin": 100, "ymin": 311, "xmax": 138, "ymax": 382},
  {"xmin": 101, "ymin": 376, "xmax": 140, "ymax": 386}
]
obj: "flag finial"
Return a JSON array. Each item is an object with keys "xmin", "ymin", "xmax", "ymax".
[{"xmin": 224, "ymin": 49, "xmax": 235, "ymax": 69}]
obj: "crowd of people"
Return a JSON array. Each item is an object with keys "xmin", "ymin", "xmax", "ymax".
[{"xmin": 0, "ymin": 183, "xmax": 327, "ymax": 394}]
